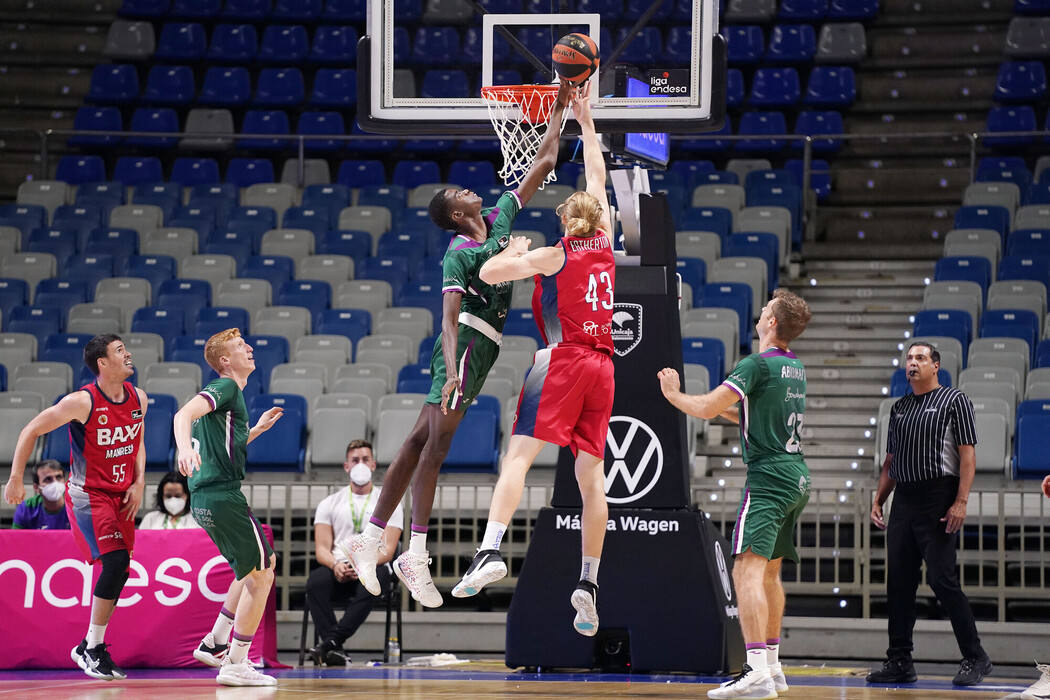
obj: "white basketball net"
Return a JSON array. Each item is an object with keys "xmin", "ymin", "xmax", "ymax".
[{"xmin": 481, "ymin": 85, "xmax": 567, "ymax": 189}]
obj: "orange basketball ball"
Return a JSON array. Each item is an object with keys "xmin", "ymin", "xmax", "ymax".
[{"xmin": 552, "ymin": 32, "xmax": 600, "ymax": 83}]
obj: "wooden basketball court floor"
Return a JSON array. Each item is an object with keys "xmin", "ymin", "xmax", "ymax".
[{"xmin": 0, "ymin": 664, "xmax": 1038, "ymax": 699}]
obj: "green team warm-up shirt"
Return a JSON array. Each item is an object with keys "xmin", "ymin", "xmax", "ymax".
[
  {"xmin": 440, "ymin": 190, "xmax": 522, "ymax": 332},
  {"xmin": 188, "ymin": 377, "xmax": 249, "ymax": 491},
  {"xmin": 721, "ymin": 348, "xmax": 807, "ymax": 467}
]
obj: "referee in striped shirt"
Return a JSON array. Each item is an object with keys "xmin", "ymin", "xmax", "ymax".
[{"xmin": 866, "ymin": 341, "xmax": 993, "ymax": 687}]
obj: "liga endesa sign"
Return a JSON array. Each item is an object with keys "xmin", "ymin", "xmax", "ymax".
[{"xmin": 0, "ymin": 528, "xmax": 281, "ymax": 669}]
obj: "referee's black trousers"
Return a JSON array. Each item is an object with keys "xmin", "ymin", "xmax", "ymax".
[{"xmin": 886, "ymin": 476, "xmax": 984, "ymax": 660}]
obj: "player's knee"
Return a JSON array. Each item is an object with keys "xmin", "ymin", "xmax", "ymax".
[{"xmin": 94, "ymin": 549, "xmax": 130, "ymax": 600}]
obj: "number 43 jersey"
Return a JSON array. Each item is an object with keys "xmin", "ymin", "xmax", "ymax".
[
  {"xmin": 69, "ymin": 381, "xmax": 144, "ymax": 494},
  {"xmin": 722, "ymin": 348, "xmax": 807, "ymax": 467}
]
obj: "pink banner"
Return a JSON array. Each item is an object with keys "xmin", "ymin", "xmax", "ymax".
[{"xmin": 0, "ymin": 528, "xmax": 283, "ymax": 669}]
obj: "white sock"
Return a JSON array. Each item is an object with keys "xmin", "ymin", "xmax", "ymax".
[
  {"xmin": 228, "ymin": 633, "xmax": 252, "ymax": 665},
  {"xmin": 86, "ymin": 623, "xmax": 106, "ymax": 648},
  {"xmin": 409, "ymin": 529, "xmax": 427, "ymax": 554},
  {"xmin": 363, "ymin": 522, "xmax": 383, "ymax": 540},
  {"xmin": 580, "ymin": 556, "xmax": 600, "ymax": 585},
  {"xmin": 747, "ymin": 646, "xmax": 768, "ymax": 673},
  {"xmin": 481, "ymin": 520, "xmax": 507, "ymax": 551},
  {"xmin": 211, "ymin": 607, "xmax": 235, "ymax": 646},
  {"xmin": 766, "ymin": 640, "xmax": 780, "ymax": 666}
]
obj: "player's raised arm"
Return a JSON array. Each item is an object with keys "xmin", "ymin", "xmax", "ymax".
[
  {"xmin": 3, "ymin": 391, "xmax": 91, "ymax": 505},
  {"xmin": 515, "ymin": 80, "xmax": 574, "ymax": 205},
  {"xmin": 573, "ymin": 84, "xmax": 613, "ymax": 245},
  {"xmin": 173, "ymin": 394, "xmax": 214, "ymax": 476}
]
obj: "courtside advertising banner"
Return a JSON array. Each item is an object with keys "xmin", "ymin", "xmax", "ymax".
[{"xmin": 0, "ymin": 527, "xmax": 281, "ymax": 669}]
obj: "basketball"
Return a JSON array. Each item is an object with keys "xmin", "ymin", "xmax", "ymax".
[{"xmin": 552, "ymin": 32, "xmax": 599, "ymax": 83}]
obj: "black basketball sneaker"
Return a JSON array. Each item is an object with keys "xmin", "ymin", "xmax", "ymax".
[{"xmin": 451, "ymin": 548, "xmax": 508, "ymax": 598}]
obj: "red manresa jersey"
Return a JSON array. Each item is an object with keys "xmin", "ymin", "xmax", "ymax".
[
  {"xmin": 532, "ymin": 231, "xmax": 615, "ymax": 353},
  {"xmin": 69, "ymin": 381, "xmax": 144, "ymax": 493}
]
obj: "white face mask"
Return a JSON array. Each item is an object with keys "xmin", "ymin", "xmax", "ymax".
[
  {"xmin": 164, "ymin": 497, "xmax": 187, "ymax": 516},
  {"xmin": 349, "ymin": 463, "xmax": 373, "ymax": 486},
  {"xmin": 41, "ymin": 480, "xmax": 65, "ymax": 502}
]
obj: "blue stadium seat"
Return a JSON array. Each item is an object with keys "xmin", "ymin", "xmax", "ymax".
[
  {"xmin": 377, "ymin": 232, "xmax": 424, "ymax": 269},
  {"xmin": 84, "ymin": 231, "xmax": 135, "ymax": 271},
  {"xmin": 724, "ymin": 68, "xmax": 745, "ymax": 107},
  {"xmin": 276, "ymin": 279, "xmax": 331, "ymax": 323},
  {"xmin": 748, "ymin": 67, "xmax": 801, "ymax": 107},
  {"xmin": 804, "ymin": 66, "xmax": 856, "ymax": 106},
  {"xmin": 676, "ymin": 257, "xmax": 707, "ymax": 296},
  {"xmin": 123, "ymin": 254, "xmax": 176, "ymax": 294},
  {"xmin": 422, "ymin": 69, "xmax": 471, "ymax": 98},
  {"xmin": 246, "ymin": 402, "xmax": 305, "ymax": 470},
  {"xmin": 157, "ymin": 278, "xmax": 211, "ymax": 330},
  {"xmin": 143, "ymin": 393, "xmax": 176, "ymax": 470},
  {"xmin": 503, "ymin": 309, "xmax": 544, "ymax": 347},
  {"xmin": 679, "ymin": 207, "xmax": 732, "ymax": 243},
  {"xmin": 980, "ymin": 309, "xmax": 1039, "ymax": 363},
  {"xmin": 0, "ymin": 204, "xmax": 47, "ymax": 236},
  {"xmin": 202, "ymin": 231, "xmax": 252, "ymax": 268},
  {"xmin": 357, "ymin": 256, "xmax": 408, "ymax": 298},
  {"xmin": 347, "ymin": 123, "xmax": 398, "ymax": 155},
  {"xmin": 230, "ymin": 205, "xmax": 277, "ymax": 232},
  {"xmin": 258, "ymin": 24, "xmax": 309, "ymax": 63},
  {"xmin": 35, "ymin": 280, "xmax": 88, "ymax": 319},
  {"xmin": 613, "ymin": 27, "xmax": 662, "ymax": 64},
  {"xmin": 199, "ymin": 66, "xmax": 252, "ymax": 106},
  {"xmin": 297, "ymin": 111, "xmax": 345, "ymax": 151},
  {"xmin": 310, "ymin": 24, "xmax": 357, "ymax": 64},
  {"xmin": 125, "ymin": 107, "xmax": 179, "ymax": 149},
  {"xmin": 283, "ymin": 206, "xmax": 331, "ymax": 237},
  {"xmin": 669, "ymin": 160, "xmax": 716, "ymax": 191},
  {"xmin": 131, "ymin": 306, "xmax": 185, "ymax": 349},
  {"xmin": 396, "ymin": 282, "xmax": 442, "ymax": 334},
  {"xmin": 447, "ymin": 161, "xmax": 496, "ymax": 189},
  {"xmin": 954, "ymin": 205, "xmax": 1011, "ymax": 243},
  {"xmin": 7, "ymin": 306, "xmax": 63, "ymax": 343},
  {"xmin": 779, "ymin": 0, "xmax": 827, "ymax": 20},
  {"xmin": 167, "ymin": 333, "xmax": 209, "ymax": 365},
  {"xmin": 114, "ymin": 156, "xmax": 164, "ymax": 187},
  {"xmin": 0, "ymin": 279, "xmax": 28, "ymax": 319},
  {"xmin": 976, "ymin": 157, "xmax": 1031, "ymax": 192},
  {"xmin": 154, "ymin": 22, "xmax": 207, "ymax": 61},
  {"xmin": 624, "ymin": 0, "xmax": 670, "ymax": 19},
  {"xmin": 445, "ymin": 401, "xmax": 499, "ymax": 470},
  {"xmin": 665, "ymin": 25, "xmax": 694, "ymax": 67},
  {"xmin": 736, "ymin": 111, "xmax": 788, "ymax": 152},
  {"xmin": 337, "ymin": 159, "xmax": 386, "ymax": 187},
  {"xmin": 726, "ymin": 232, "xmax": 780, "ymax": 290},
  {"xmin": 999, "ymin": 254, "xmax": 1050, "ymax": 289},
  {"xmin": 226, "ymin": 158, "xmax": 275, "ymax": 187},
  {"xmin": 142, "ymin": 65, "xmax": 195, "ymax": 106},
  {"xmin": 26, "ymin": 228, "xmax": 77, "ymax": 262},
  {"xmin": 43, "ymin": 414, "xmax": 72, "ymax": 465},
  {"xmin": 69, "ymin": 107, "xmax": 122, "ymax": 148},
  {"xmin": 995, "ymin": 61, "xmax": 1047, "ymax": 102},
  {"xmin": 748, "ymin": 182, "xmax": 803, "ymax": 247},
  {"xmin": 1007, "ymin": 229, "xmax": 1050, "ymax": 256},
  {"xmin": 1026, "ymin": 182, "xmax": 1050, "ymax": 205},
  {"xmin": 890, "ymin": 367, "xmax": 952, "ymax": 396},
  {"xmin": 253, "ymin": 67, "xmax": 305, "ymax": 107},
  {"xmin": 76, "ymin": 181, "xmax": 125, "ymax": 211},
  {"xmin": 120, "ymin": 0, "xmax": 171, "ymax": 18},
  {"xmin": 784, "ymin": 158, "xmax": 831, "ymax": 201},
  {"xmin": 725, "ymin": 25, "xmax": 764, "ymax": 65},
  {"xmin": 54, "ymin": 203, "xmax": 104, "ymax": 233},
  {"xmin": 273, "ymin": 0, "xmax": 322, "ymax": 21},
  {"xmin": 195, "ymin": 306, "xmax": 250, "ymax": 336},
  {"xmin": 317, "ymin": 309, "xmax": 370, "ymax": 348},
  {"xmin": 393, "ymin": 160, "xmax": 441, "ymax": 189},
  {"xmin": 682, "ymin": 337, "xmax": 725, "ymax": 383},
  {"xmin": 1037, "ymin": 338, "xmax": 1050, "ymax": 366},
  {"xmin": 700, "ymin": 282, "xmax": 752, "ymax": 348},
  {"xmin": 1017, "ymin": 412, "xmax": 1050, "ymax": 477},
  {"xmin": 86, "ymin": 64, "xmax": 139, "ymax": 104},
  {"xmin": 1016, "ymin": 0, "xmax": 1050, "ymax": 14},
  {"xmin": 985, "ymin": 106, "xmax": 1037, "ymax": 148},
  {"xmin": 168, "ymin": 162, "xmax": 218, "ymax": 195},
  {"xmin": 412, "ymin": 26, "xmax": 460, "ymax": 66},
  {"xmin": 827, "ymin": 0, "xmax": 878, "ymax": 19},
  {"xmin": 322, "ymin": 0, "xmax": 367, "ymax": 21},
  {"xmin": 132, "ymin": 183, "xmax": 180, "ymax": 222},
  {"xmin": 310, "ymin": 68, "xmax": 356, "ymax": 108},
  {"xmin": 42, "ymin": 333, "xmax": 94, "ymax": 370},
  {"xmin": 243, "ymin": 335, "xmax": 289, "ymax": 384},
  {"xmin": 913, "ymin": 309, "xmax": 973, "ymax": 359},
  {"xmin": 239, "ymin": 110, "xmax": 291, "ymax": 150},
  {"xmin": 302, "ymin": 184, "xmax": 352, "ymax": 221},
  {"xmin": 242, "ymin": 255, "xmax": 294, "ymax": 291},
  {"xmin": 56, "ymin": 156, "xmax": 106, "ymax": 186},
  {"xmin": 934, "ymin": 256, "xmax": 991, "ymax": 298},
  {"xmin": 765, "ymin": 23, "xmax": 816, "ymax": 63},
  {"xmin": 208, "ymin": 23, "xmax": 258, "ymax": 62},
  {"xmin": 318, "ymin": 229, "xmax": 371, "ymax": 260},
  {"xmin": 172, "ymin": 0, "xmax": 221, "ymax": 19},
  {"xmin": 222, "ymin": 0, "xmax": 271, "ymax": 20},
  {"xmin": 793, "ymin": 110, "xmax": 844, "ymax": 152}
]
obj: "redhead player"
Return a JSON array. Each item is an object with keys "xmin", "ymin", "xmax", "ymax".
[
  {"xmin": 4, "ymin": 334, "xmax": 147, "ymax": 680},
  {"xmin": 451, "ymin": 86, "xmax": 615, "ymax": 636}
]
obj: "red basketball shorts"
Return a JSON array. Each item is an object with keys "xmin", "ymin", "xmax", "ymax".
[
  {"xmin": 512, "ymin": 343, "xmax": 615, "ymax": 457},
  {"xmin": 66, "ymin": 484, "xmax": 136, "ymax": 563}
]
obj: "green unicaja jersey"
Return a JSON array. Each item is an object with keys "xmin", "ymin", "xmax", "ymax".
[
  {"xmin": 188, "ymin": 377, "xmax": 249, "ymax": 491},
  {"xmin": 440, "ymin": 190, "xmax": 522, "ymax": 332},
  {"xmin": 721, "ymin": 348, "xmax": 807, "ymax": 467}
]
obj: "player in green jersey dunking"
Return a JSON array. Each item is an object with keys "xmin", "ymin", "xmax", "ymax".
[
  {"xmin": 173, "ymin": 328, "xmax": 284, "ymax": 687},
  {"xmin": 658, "ymin": 288, "xmax": 812, "ymax": 700},
  {"xmin": 345, "ymin": 80, "xmax": 576, "ymax": 609}
]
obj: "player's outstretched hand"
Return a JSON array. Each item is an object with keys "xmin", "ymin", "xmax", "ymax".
[
  {"xmin": 255, "ymin": 406, "xmax": 284, "ymax": 433},
  {"xmin": 440, "ymin": 375, "xmax": 460, "ymax": 415},
  {"xmin": 3, "ymin": 478, "xmax": 25, "ymax": 505},
  {"xmin": 121, "ymin": 480, "xmax": 144, "ymax": 520},
  {"xmin": 508, "ymin": 235, "xmax": 531, "ymax": 255},
  {"xmin": 1042, "ymin": 474, "xmax": 1050, "ymax": 498},
  {"xmin": 177, "ymin": 448, "xmax": 202, "ymax": 477},
  {"xmin": 556, "ymin": 78, "xmax": 575, "ymax": 108},
  {"xmin": 657, "ymin": 367, "xmax": 681, "ymax": 397}
]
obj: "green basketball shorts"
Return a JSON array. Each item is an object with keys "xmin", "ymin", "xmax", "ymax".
[
  {"xmin": 191, "ymin": 487, "xmax": 274, "ymax": 580},
  {"xmin": 425, "ymin": 323, "xmax": 502, "ymax": 411},
  {"xmin": 731, "ymin": 459, "xmax": 811, "ymax": 562}
]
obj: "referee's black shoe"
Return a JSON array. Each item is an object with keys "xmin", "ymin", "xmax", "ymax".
[
  {"xmin": 866, "ymin": 656, "xmax": 917, "ymax": 683},
  {"xmin": 953, "ymin": 655, "xmax": 993, "ymax": 686}
]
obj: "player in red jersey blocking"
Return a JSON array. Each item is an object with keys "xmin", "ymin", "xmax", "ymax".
[
  {"xmin": 452, "ymin": 86, "xmax": 615, "ymax": 636},
  {"xmin": 4, "ymin": 334, "xmax": 147, "ymax": 680}
]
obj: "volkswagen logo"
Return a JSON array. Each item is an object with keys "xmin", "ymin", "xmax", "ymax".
[
  {"xmin": 714, "ymin": 541, "xmax": 733, "ymax": 601},
  {"xmin": 603, "ymin": 416, "xmax": 663, "ymax": 504}
]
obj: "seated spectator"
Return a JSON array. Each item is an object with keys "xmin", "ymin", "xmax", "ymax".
[
  {"xmin": 306, "ymin": 439, "xmax": 403, "ymax": 666},
  {"xmin": 139, "ymin": 471, "xmax": 199, "ymax": 529},
  {"xmin": 13, "ymin": 460, "xmax": 70, "ymax": 529}
]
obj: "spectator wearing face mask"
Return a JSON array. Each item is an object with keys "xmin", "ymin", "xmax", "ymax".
[
  {"xmin": 12, "ymin": 460, "xmax": 70, "ymax": 529},
  {"xmin": 139, "ymin": 472, "xmax": 199, "ymax": 529},
  {"xmin": 305, "ymin": 439, "xmax": 403, "ymax": 666}
]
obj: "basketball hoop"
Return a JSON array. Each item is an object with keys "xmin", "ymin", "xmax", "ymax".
[{"xmin": 481, "ymin": 84, "xmax": 567, "ymax": 189}]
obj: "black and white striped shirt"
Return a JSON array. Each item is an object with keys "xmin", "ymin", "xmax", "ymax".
[{"xmin": 886, "ymin": 386, "xmax": 979, "ymax": 483}]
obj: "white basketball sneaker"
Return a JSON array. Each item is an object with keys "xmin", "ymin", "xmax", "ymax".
[
  {"xmin": 570, "ymin": 580, "xmax": 599, "ymax": 637},
  {"xmin": 707, "ymin": 664, "xmax": 778, "ymax": 700},
  {"xmin": 452, "ymin": 549, "xmax": 507, "ymax": 598},
  {"xmin": 193, "ymin": 632, "xmax": 228, "ymax": 668},
  {"xmin": 394, "ymin": 551, "xmax": 444, "ymax": 608},
  {"xmin": 769, "ymin": 662, "xmax": 789, "ymax": 694},
  {"xmin": 217, "ymin": 657, "xmax": 277, "ymax": 687},
  {"xmin": 340, "ymin": 532, "xmax": 382, "ymax": 596},
  {"xmin": 1003, "ymin": 662, "xmax": 1050, "ymax": 699}
]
